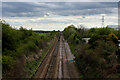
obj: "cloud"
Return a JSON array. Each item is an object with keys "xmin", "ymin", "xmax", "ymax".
[
  {"xmin": 3, "ymin": 13, "xmax": 118, "ymax": 31},
  {"xmin": 2, "ymin": 2, "xmax": 118, "ymax": 30},
  {"xmin": 2, "ymin": 2, "xmax": 118, "ymax": 17},
  {"xmin": 2, "ymin": 0, "xmax": 120, "ymax": 2}
]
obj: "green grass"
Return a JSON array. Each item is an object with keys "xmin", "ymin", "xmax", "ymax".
[
  {"xmin": 24, "ymin": 38, "xmax": 55, "ymax": 78},
  {"xmin": 37, "ymin": 33, "xmax": 48, "ymax": 37},
  {"xmin": 69, "ymin": 44, "xmax": 75, "ymax": 54},
  {"xmin": 25, "ymin": 58, "xmax": 41, "ymax": 78}
]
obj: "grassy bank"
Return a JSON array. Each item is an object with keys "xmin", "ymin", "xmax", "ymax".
[
  {"xmin": 1, "ymin": 21, "xmax": 58, "ymax": 78},
  {"xmin": 25, "ymin": 35, "xmax": 55, "ymax": 78}
]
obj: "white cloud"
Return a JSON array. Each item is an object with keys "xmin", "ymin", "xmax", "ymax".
[{"xmin": 3, "ymin": 13, "xmax": 118, "ymax": 31}]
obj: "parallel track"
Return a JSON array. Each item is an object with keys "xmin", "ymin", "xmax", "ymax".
[
  {"xmin": 32, "ymin": 33, "xmax": 80, "ymax": 79},
  {"xmin": 33, "ymin": 34, "xmax": 60, "ymax": 78}
]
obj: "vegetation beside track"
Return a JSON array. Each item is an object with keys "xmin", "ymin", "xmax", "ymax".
[
  {"xmin": 63, "ymin": 25, "xmax": 120, "ymax": 78},
  {"xmin": 1, "ymin": 21, "xmax": 59, "ymax": 78}
]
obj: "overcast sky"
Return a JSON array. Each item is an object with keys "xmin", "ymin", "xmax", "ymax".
[
  {"xmin": 2, "ymin": 0, "xmax": 120, "ymax": 2},
  {"xmin": 2, "ymin": 2, "xmax": 118, "ymax": 31}
]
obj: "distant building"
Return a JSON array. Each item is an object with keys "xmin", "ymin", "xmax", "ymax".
[
  {"xmin": 107, "ymin": 25, "xmax": 120, "ymax": 30},
  {"xmin": 118, "ymin": 40, "xmax": 120, "ymax": 49},
  {"xmin": 82, "ymin": 38, "xmax": 90, "ymax": 43}
]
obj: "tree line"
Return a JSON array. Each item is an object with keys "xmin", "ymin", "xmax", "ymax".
[{"xmin": 63, "ymin": 25, "xmax": 120, "ymax": 78}]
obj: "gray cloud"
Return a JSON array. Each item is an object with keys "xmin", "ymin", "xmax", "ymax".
[
  {"xmin": 2, "ymin": 2, "xmax": 118, "ymax": 17},
  {"xmin": 1, "ymin": 2, "xmax": 118, "ymax": 30},
  {"xmin": 2, "ymin": 0, "xmax": 120, "ymax": 2}
]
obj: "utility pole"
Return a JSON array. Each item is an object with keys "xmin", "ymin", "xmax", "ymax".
[
  {"xmin": 101, "ymin": 15, "xmax": 104, "ymax": 27},
  {"xmin": 118, "ymin": 1, "xmax": 120, "ymax": 30}
]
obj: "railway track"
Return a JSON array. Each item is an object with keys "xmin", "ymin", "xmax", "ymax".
[{"xmin": 32, "ymin": 32, "xmax": 80, "ymax": 79}]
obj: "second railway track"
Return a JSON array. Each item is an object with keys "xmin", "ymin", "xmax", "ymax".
[
  {"xmin": 32, "ymin": 32, "xmax": 80, "ymax": 79},
  {"xmin": 33, "ymin": 34, "xmax": 60, "ymax": 78}
]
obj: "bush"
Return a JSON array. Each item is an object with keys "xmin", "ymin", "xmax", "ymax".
[
  {"xmin": 63, "ymin": 25, "xmax": 119, "ymax": 78},
  {"xmin": 2, "ymin": 21, "xmax": 58, "ymax": 77}
]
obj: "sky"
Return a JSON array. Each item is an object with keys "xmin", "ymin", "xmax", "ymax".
[
  {"xmin": 1, "ymin": 2, "xmax": 119, "ymax": 31},
  {"xmin": 2, "ymin": 0, "xmax": 120, "ymax": 2}
]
